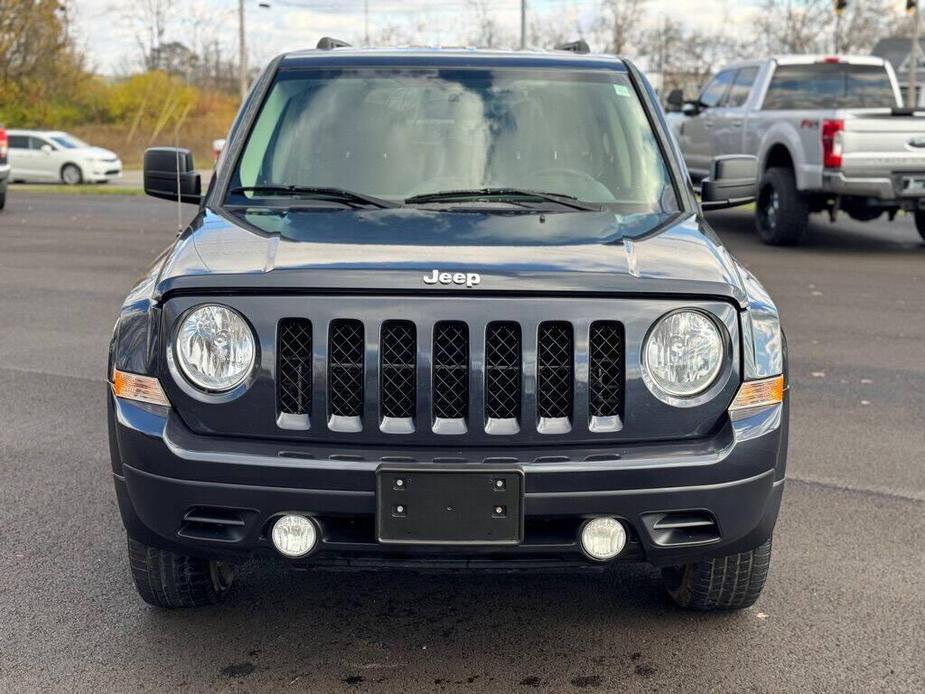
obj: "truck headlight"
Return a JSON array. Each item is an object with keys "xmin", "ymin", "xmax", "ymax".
[
  {"xmin": 642, "ymin": 310, "xmax": 724, "ymax": 400},
  {"xmin": 174, "ymin": 304, "xmax": 256, "ymax": 391}
]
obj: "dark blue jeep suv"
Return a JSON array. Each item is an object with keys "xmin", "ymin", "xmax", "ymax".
[{"xmin": 108, "ymin": 42, "xmax": 788, "ymax": 611}]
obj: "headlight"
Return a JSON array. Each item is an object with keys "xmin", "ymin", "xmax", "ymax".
[
  {"xmin": 174, "ymin": 305, "xmax": 255, "ymax": 391},
  {"xmin": 642, "ymin": 310, "xmax": 724, "ymax": 400}
]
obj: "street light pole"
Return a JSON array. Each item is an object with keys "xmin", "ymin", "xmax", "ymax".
[
  {"xmin": 911, "ymin": 4, "xmax": 920, "ymax": 108},
  {"xmin": 520, "ymin": 0, "xmax": 526, "ymax": 49},
  {"xmin": 365, "ymin": 0, "xmax": 370, "ymax": 45},
  {"xmin": 238, "ymin": 0, "xmax": 247, "ymax": 101}
]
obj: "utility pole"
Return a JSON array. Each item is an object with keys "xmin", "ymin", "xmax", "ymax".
[
  {"xmin": 364, "ymin": 0, "xmax": 370, "ymax": 45},
  {"xmin": 911, "ymin": 1, "xmax": 920, "ymax": 108},
  {"xmin": 833, "ymin": 0, "xmax": 847, "ymax": 54},
  {"xmin": 239, "ymin": 0, "xmax": 247, "ymax": 101},
  {"xmin": 520, "ymin": 0, "xmax": 526, "ymax": 49}
]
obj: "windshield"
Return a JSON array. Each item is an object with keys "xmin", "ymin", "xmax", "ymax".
[
  {"xmin": 762, "ymin": 63, "xmax": 897, "ymax": 110},
  {"xmin": 228, "ymin": 67, "xmax": 678, "ymax": 213},
  {"xmin": 50, "ymin": 134, "xmax": 87, "ymax": 149}
]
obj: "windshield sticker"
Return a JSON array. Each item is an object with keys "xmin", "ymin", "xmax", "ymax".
[{"xmin": 614, "ymin": 84, "xmax": 632, "ymax": 98}]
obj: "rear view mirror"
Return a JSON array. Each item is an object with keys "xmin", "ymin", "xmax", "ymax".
[
  {"xmin": 143, "ymin": 147, "xmax": 202, "ymax": 205},
  {"xmin": 665, "ymin": 88, "xmax": 684, "ymax": 111},
  {"xmin": 40, "ymin": 144, "xmax": 53, "ymax": 154},
  {"xmin": 700, "ymin": 155, "xmax": 758, "ymax": 210}
]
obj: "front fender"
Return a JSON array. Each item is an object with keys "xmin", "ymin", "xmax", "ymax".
[{"xmin": 107, "ymin": 249, "xmax": 172, "ymax": 381}]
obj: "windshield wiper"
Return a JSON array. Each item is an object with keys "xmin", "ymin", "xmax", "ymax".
[
  {"xmin": 404, "ymin": 188, "xmax": 601, "ymax": 211},
  {"xmin": 229, "ymin": 185, "xmax": 399, "ymax": 209}
]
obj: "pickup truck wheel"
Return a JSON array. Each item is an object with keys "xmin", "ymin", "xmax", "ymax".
[
  {"xmin": 661, "ymin": 538, "xmax": 772, "ymax": 611},
  {"xmin": 913, "ymin": 211, "xmax": 925, "ymax": 242},
  {"xmin": 127, "ymin": 538, "xmax": 235, "ymax": 608},
  {"xmin": 756, "ymin": 167, "xmax": 808, "ymax": 245}
]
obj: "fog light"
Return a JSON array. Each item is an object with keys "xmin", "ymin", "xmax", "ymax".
[
  {"xmin": 580, "ymin": 517, "xmax": 627, "ymax": 561},
  {"xmin": 271, "ymin": 515, "xmax": 317, "ymax": 558}
]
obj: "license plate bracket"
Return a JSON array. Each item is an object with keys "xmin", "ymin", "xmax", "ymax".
[{"xmin": 376, "ymin": 466, "xmax": 524, "ymax": 545}]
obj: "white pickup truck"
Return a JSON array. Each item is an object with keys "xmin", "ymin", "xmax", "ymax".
[{"xmin": 667, "ymin": 55, "xmax": 925, "ymax": 245}]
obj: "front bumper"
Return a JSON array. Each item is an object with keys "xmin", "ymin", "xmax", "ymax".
[
  {"xmin": 109, "ymin": 391, "xmax": 788, "ymax": 570},
  {"xmin": 86, "ymin": 162, "xmax": 122, "ymax": 182}
]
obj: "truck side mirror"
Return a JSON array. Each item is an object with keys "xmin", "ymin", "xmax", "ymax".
[
  {"xmin": 143, "ymin": 147, "xmax": 202, "ymax": 205},
  {"xmin": 681, "ymin": 101, "xmax": 700, "ymax": 116},
  {"xmin": 700, "ymin": 155, "xmax": 758, "ymax": 210},
  {"xmin": 665, "ymin": 88, "xmax": 684, "ymax": 111}
]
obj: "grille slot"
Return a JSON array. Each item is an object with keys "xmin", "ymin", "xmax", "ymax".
[
  {"xmin": 328, "ymin": 319, "xmax": 364, "ymax": 426},
  {"xmin": 432, "ymin": 321, "xmax": 469, "ymax": 426},
  {"xmin": 380, "ymin": 321, "xmax": 416, "ymax": 424},
  {"xmin": 589, "ymin": 321, "xmax": 625, "ymax": 431},
  {"xmin": 277, "ymin": 318, "xmax": 313, "ymax": 418},
  {"xmin": 485, "ymin": 322, "xmax": 522, "ymax": 427},
  {"xmin": 536, "ymin": 322, "xmax": 573, "ymax": 429}
]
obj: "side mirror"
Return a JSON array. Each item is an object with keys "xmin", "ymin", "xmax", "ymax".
[
  {"xmin": 143, "ymin": 147, "xmax": 202, "ymax": 205},
  {"xmin": 40, "ymin": 144, "xmax": 53, "ymax": 154},
  {"xmin": 681, "ymin": 101, "xmax": 700, "ymax": 116},
  {"xmin": 700, "ymin": 155, "xmax": 758, "ymax": 210},
  {"xmin": 665, "ymin": 88, "xmax": 684, "ymax": 111}
]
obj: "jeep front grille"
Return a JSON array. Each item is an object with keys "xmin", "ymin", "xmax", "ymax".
[
  {"xmin": 328, "ymin": 319, "xmax": 364, "ymax": 426},
  {"xmin": 589, "ymin": 321, "xmax": 624, "ymax": 424},
  {"xmin": 380, "ymin": 320, "xmax": 416, "ymax": 420},
  {"xmin": 277, "ymin": 318, "xmax": 313, "ymax": 416},
  {"xmin": 485, "ymin": 321, "xmax": 522, "ymax": 422},
  {"xmin": 536, "ymin": 322, "xmax": 574, "ymax": 429},
  {"xmin": 432, "ymin": 321, "xmax": 469, "ymax": 422},
  {"xmin": 274, "ymin": 315, "xmax": 625, "ymax": 439}
]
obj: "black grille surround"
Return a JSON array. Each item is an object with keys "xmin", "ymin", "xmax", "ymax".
[
  {"xmin": 327, "ymin": 319, "xmax": 364, "ymax": 424},
  {"xmin": 380, "ymin": 321, "xmax": 416, "ymax": 422},
  {"xmin": 277, "ymin": 318, "xmax": 313, "ymax": 419},
  {"xmin": 432, "ymin": 321, "xmax": 469, "ymax": 423}
]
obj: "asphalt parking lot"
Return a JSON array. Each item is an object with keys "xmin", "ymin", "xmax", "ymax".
[{"xmin": 0, "ymin": 191, "xmax": 923, "ymax": 693}]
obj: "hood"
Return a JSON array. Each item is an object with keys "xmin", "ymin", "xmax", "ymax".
[
  {"xmin": 154, "ymin": 206, "xmax": 747, "ymax": 305},
  {"xmin": 79, "ymin": 146, "xmax": 118, "ymax": 160}
]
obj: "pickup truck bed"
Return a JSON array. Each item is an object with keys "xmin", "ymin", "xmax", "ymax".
[{"xmin": 670, "ymin": 55, "xmax": 925, "ymax": 245}]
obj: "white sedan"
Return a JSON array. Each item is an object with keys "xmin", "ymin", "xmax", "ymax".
[{"xmin": 7, "ymin": 130, "xmax": 122, "ymax": 184}]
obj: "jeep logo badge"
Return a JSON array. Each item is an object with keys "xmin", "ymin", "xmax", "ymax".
[{"xmin": 423, "ymin": 269, "xmax": 481, "ymax": 288}]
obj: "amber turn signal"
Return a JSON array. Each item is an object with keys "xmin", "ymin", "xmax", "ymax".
[
  {"xmin": 729, "ymin": 375, "xmax": 784, "ymax": 415},
  {"xmin": 112, "ymin": 369, "xmax": 171, "ymax": 407}
]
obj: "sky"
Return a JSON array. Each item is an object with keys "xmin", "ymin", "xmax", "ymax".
[{"xmin": 71, "ymin": 0, "xmax": 758, "ymax": 75}]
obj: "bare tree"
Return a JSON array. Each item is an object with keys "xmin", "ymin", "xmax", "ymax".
[
  {"xmin": 756, "ymin": 0, "xmax": 897, "ymax": 55},
  {"xmin": 467, "ymin": 0, "xmax": 514, "ymax": 48},
  {"xmin": 122, "ymin": 0, "xmax": 177, "ymax": 71},
  {"xmin": 595, "ymin": 0, "xmax": 648, "ymax": 55}
]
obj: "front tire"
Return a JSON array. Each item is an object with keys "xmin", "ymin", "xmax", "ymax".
[
  {"xmin": 661, "ymin": 538, "xmax": 772, "ymax": 611},
  {"xmin": 756, "ymin": 167, "xmax": 808, "ymax": 245},
  {"xmin": 127, "ymin": 538, "xmax": 235, "ymax": 608},
  {"xmin": 914, "ymin": 210, "xmax": 925, "ymax": 242},
  {"xmin": 61, "ymin": 163, "xmax": 83, "ymax": 185}
]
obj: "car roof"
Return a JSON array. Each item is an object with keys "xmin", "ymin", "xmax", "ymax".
[
  {"xmin": 8, "ymin": 129, "xmax": 68, "ymax": 136},
  {"xmin": 278, "ymin": 46, "xmax": 627, "ymax": 71}
]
